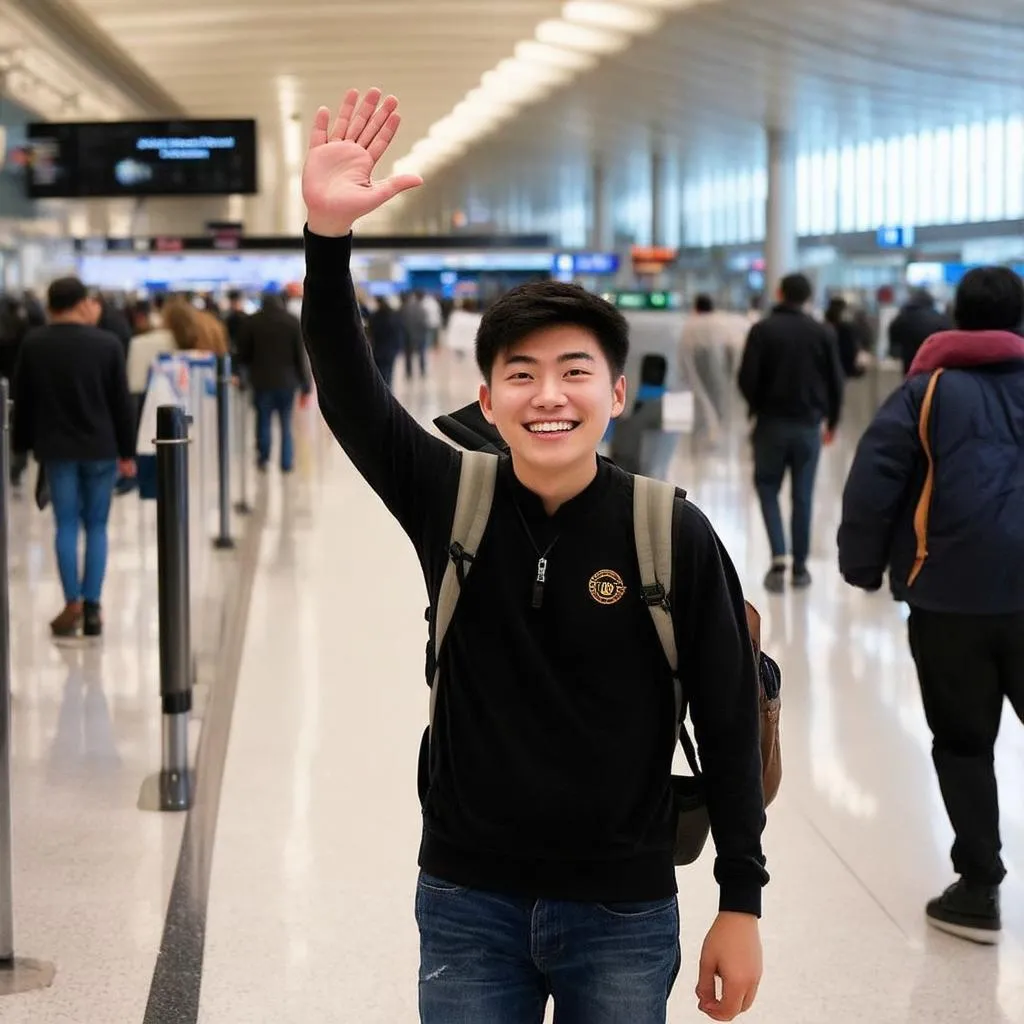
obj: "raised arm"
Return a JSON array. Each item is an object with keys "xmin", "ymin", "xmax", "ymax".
[{"xmin": 300, "ymin": 88, "xmax": 460, "ymax": 539}]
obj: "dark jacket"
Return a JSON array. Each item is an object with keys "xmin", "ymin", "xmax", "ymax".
[
  {"xmin": 838, "ymin": 330, "xmax": 1024, "ymax": 614},
  {"xmin": 12, "ymin": 323, "xmax": 135, "ymax": 462},
  {"xmin": 368, "ymin": 304, "xmax": 406, "ymax": 363},
  {"xmin": 236, "ymin": 306, "xmax": 312, "ymax": 393},
  {"xmin": 302, "ymin": 230, "xmax": 768, "ymax": 915},
  {"xmin": 738, "ymin": 305, "xmax": 845, "ymax": 430},
  {"xmin": 888, "ymin": 296, "xmax": 952, "ymax": 374}
]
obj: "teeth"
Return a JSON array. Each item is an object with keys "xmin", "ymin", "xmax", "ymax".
[{"xmin": 528, "ymin": 421, "xmax": 576, "ymax": 433}]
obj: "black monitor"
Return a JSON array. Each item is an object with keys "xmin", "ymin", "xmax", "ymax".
[{"xmin": 25, "ymin": 119, "xmax": 258, "ymax": 199}]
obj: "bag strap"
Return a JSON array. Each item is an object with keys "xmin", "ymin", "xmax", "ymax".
[
  {"xmin": 429, "ymin": 450, "xmax": 498, "ymax": 731},
  {"xmin": 633, "ymin": 475, "xmax": 701, "ymax": 777},
  {"xmin": 908, "ymin": 368, "xmax": 944, "ymax": 587}
]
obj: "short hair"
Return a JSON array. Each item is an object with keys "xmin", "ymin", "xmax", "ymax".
[
  {"xmin": 780, "ymin": 273, "xmax": 813, "ymax": 306},
  {"xmin": 475, "ymin": 281, "xmax": 629, "ymax": 382},
  {"xmin": 954, "ymin": 267, "xmax": 1024, "ymax": 332},
  {"xmin": 47, "ymin": 276, "xmax": 89, "ymax": 314},
  {"xmin": 694, "ymin": 294, "xmax": 714, "ymax": 314}
]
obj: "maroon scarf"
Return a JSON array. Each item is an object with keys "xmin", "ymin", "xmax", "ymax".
[{"xmin": 908, "ymin": 330, "xmax": 1024, "ymax": 376}]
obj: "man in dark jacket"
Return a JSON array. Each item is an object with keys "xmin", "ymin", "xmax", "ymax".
[
  {"xmin": 888, "ymin": 288, "xmax": 952, "ymax": 374},
  {"xmin": 235, "ymin": 291, "xmax": 312, "ymax": 473},
  {"xmin": 12, "ymin": 277, "xmax": 136, "ymax": 639},
  {"xmin": 738, "ymin": 273, "xmax": 844, "ymax": 593},
  {"xmin": 838, "ymin": 266, "xmax": 1024, "ymax": 946}
]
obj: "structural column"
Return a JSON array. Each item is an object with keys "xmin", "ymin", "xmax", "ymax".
[
  {"xmin": 650, "ymin": 149, "xmax": 666, "ymax": 247},
  {"xmin": 764, "ymin": 127, "xmax": 798, "ymax": 299},
  {"xmin": 589, "ymin": 158, "xmax": 611, "ymax": 251}
]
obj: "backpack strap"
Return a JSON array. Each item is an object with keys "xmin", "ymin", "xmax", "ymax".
[
  {"xmin": 633, "ymin": 475, "xmax": 701, "ymax": 777},
  {"xmin": 429, "ymin": 450, "xmax": 498, "ymax": 732},
  {"xmin": 908, "ymin": 368, "xmax": 944, "ymax": 587}
]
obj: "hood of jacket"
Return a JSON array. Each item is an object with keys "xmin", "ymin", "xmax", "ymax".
[{"xmin": 907, "ymin": 329, "xmax": 1024, "ymax": 376}]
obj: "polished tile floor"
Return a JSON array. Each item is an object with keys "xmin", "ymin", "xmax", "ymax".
[
  {"xmin": 5, "ymin": 486, "xmax": 185, "ymax": 1023},
  {"xmin": 198, "ymin": 352, "xmax": 1024, "ymax": 1023},
  {"xmin": 4, "ymin": 455, "xmax": 247, "ymax": 1023}
]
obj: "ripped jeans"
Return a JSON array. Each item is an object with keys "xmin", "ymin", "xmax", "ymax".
[{"xmin": 415, "ymin": 872, "xmax": 681, "ymax": 1024}]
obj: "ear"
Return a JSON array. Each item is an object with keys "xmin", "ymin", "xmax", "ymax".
[
  {"xmin": 478, "ymin": 381, "xmax": 496, "ymax": 425},
  {"xmin": 610, "ymin": 375, "xmax": 627, "ymax": 420}
]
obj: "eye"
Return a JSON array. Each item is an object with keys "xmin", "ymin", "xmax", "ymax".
[
  {"xmin": 565, "ymin": 367, "xmax": 591, "ymax": 378},
  {"xmin": 507, "ymin": 371, "xmax": 532, "ymax": 381}
]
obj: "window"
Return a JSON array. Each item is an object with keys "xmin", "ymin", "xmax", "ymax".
[
  {"xmin": 951, "ymin": 124, "xmax": 969, "ymax": 222},
  {"xmin": 933, "ymin": 128, "xmax": 953, "ymax": 223},
  {"xmin": 839, "ymin": 144, "xmax": 857, "ymax": 232},
  {"xmin": 1007, "ymin": 116, "xmax": 1024, "ymax": 218},
  {"xmin": 917, "ymin": 130, "xmax": 935, "ymax": 224},
  {"xmin": 985, "ymin": 118, "xmax": 1006, "ymax": 222}
]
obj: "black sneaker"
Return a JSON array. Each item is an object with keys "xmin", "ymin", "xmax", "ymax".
[
  {"xmin": 83, "ymin": 602, "xmax": 103, "ymax": 640},
  {"xmin": 792, "ymin": 566, "xmax": 812, "ymax": 589},
  {"xmin": 763, "ymin": 566, "xmax": 786, "ymax": 594},
  {"xmin": 926, "ymin": 880, "xmax": 1001, "ymax": 944}
]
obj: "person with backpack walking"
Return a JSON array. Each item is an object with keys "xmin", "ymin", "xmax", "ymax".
[
  {"xmin": 838, "ymin": 266, "xmax": 1024, "ymax": 946},
  {"xmin": 300, "ymin": 87, "xmax": 768, "ymax": 1023}
]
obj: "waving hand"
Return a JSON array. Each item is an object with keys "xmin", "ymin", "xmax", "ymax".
[{"xmin": 302, "ymin": 88, "xmax": 423, "ymax": 237}]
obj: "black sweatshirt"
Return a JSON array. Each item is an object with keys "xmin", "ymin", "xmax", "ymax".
[
  {"xmin": 302, "ymin": 231, "xmax": 768, "ymax": 916},
  {"xmin": 12, "ymin": 323, "xmax": 135, "ymax": 462}
]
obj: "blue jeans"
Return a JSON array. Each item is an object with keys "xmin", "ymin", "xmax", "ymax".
[
  {"xmin": 254, "ymin": 388, "xmax": 297, "ymax": 471},
  {"xmin": 416, "ymin": 873, "xmax": 680, "ymax": 1024},
  {"xmin": 46, "ymin": 460, "xmax": 118, "ymax": 605},
  {"xmin": 752, "ymin": 417, "xmax": 822, "ymax": 568}
]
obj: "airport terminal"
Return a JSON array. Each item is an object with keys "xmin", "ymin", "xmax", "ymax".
[{"xmin": 0, "ymin": 1, "xmax": 1023, "ymax": 1021}]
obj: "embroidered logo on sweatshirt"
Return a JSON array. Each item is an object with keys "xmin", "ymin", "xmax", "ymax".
[{"xmin": 589, "ymin": 569, "xmax": 627, "ymax": 606}]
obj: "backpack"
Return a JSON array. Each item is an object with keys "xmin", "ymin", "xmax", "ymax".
[{"xmin": 423, "ymin": 450, "xmax": 783, "ymax": 867}]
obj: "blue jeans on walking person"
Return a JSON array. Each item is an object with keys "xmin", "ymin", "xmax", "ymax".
[
  {"xmin": 46, "ymin": 460, "xmax": 118, "ymax": 605},
  {"xmin": 254, "ymin": 388, "xmax": 297, "ymax": 471},
  {"xmin": 752, "ymin": 417, "xmax": 823, "ymax": 569},
  {"xmin": 416, "ymin": 873, "xmax": 681, "ymax": 1024}
]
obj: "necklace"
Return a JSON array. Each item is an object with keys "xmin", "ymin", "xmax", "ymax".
[{"xmin": 513, "ymin": 503, "xmax": 560, "ymax": 609}]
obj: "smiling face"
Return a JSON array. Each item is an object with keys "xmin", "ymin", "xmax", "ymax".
[{"xmin": 479, "ymin": 324, "xmax": 627, "ymax": 484}]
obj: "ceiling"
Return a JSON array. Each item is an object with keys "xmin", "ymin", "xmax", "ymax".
[{"xmin": 7, "ymin": 0, "xmax": 1024, "ymax": 235}]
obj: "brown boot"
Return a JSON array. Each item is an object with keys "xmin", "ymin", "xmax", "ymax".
[{"xmin": 50, "ymin": 601, "xmax": 83, "ymax": 638}]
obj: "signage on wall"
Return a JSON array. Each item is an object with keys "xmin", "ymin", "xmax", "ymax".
[
  {"xmin": 630, "ymin": 245, "xmax": 678, "ymax": 275},
  {"xmin": 553, "ymin": 252, "xmax": 620, "ymax": 276},
  {"xmin": 876, "ymin": 225, "xmax": 915, "ymax": 249}
]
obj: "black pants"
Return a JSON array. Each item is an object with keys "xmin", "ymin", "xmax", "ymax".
[{"xmin": 908, "ymin": 608, "xmax": 1024, "ymax": 885}]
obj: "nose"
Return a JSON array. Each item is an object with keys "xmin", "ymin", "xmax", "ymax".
[{"xmin": 531, "ymin": 373, "xmax": 568, "ymax": 409}]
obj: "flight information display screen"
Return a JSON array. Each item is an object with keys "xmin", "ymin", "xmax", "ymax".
[{"xmin": 25, "ymin": 119, "xmax": 258, "ymax": 198}]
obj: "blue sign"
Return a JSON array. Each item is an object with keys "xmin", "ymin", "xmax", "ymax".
[
  {"xmin": 552, "ymin": 252, "xmax": 620, "ymax": 275},
  {"xmin": 877, "ymin": 226, "xmax": 915, "ymax": 249}
]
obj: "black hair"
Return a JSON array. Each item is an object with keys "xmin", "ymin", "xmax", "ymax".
[
  {"xmin": 475, "ymin": 281, "xmax": 629, "ymax": 381},
  {"xmin": 780, "ymin": 273, "xmax": 813, "ymax": 306},
  {"xmin": 824, "ymin": 296, "xmax": 847, "ymax": 324},
  {"xmin": 47, "ymin": 276, "xmax": 89, "ymax": 314},
  {"xmin": 694, "ymin": 294, "xmax": 714, "ymax": 314},
  {"xmin": 954, "ymin": 267, "xmax": 1024, "ymax": 332}
]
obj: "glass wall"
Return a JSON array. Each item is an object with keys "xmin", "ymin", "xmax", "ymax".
[{"xmin": 682, "ymin": 114, "xmax": 1024, "ymax": 247}]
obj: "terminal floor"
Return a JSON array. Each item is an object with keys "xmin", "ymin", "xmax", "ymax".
[{"xmin": 7, "ymin": 354, "xmax": 1024, "ymax": 1023}]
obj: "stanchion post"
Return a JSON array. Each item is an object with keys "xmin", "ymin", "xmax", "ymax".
[
  {"xmin": 233, "ymin": 379, "xmax": 252, "ymax": 516},
  {"xmin": 139, "ymin": 405, "xmax": 193, "ymax": 813},
  {"xmin": 0, "ymin": 379, "xmax": 12, "ymax": 962},
  {"xmin": 0, "ymin": 379, "xmax": 55, "ymax": 994},
  {"xmin": 213, "ymin": 354, "xmax": 235, "ymax": 549}
]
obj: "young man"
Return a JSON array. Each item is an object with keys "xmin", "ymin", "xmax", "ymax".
[
  {"xmin": 12, "ymin": 277, "xmax": 136, "ymax": 639},
  {"xmin": 301, "ymin": 88, "xmax": 767, "ymax": 1023},
  {"xmin": 839, "ymin": 267, "xmax": 1024, "ymax": 945},
  {"xmin": 738, "ymin": 273, "xmax": 844, "ymax": 593}
]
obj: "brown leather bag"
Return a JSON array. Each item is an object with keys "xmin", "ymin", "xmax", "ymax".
[{"xmin": 746, "ymin": 601, "xmax": 782, "ymax": 806}]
